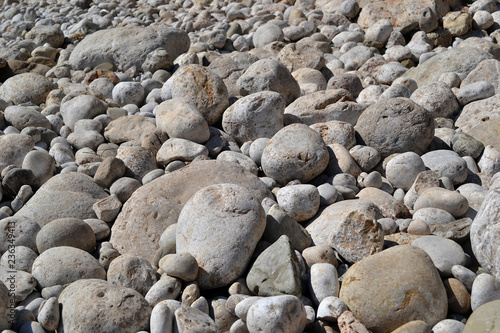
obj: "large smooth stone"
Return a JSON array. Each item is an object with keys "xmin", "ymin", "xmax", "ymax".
[
  {"xmin": 462, "ymin": 299, "xmax": 500, "ymax": 333},
  {"xmin": 58, "ymin": 279, "xmax": 151, "ymax": 333},
  {"xmin": 69, "ymin": 24, "xmax": 189, "ymax": 71},
  {"xmin": 15, "ymin": 172, "xmax": 108, "ymax": 227},
  {"xmin": 339, "ymin": 245, "xmax": 448, "ymax": 333},
  {"xmin": 110, "ymin": 160, "xmax": 271, "ymax": 264},
  {"xmin": 176, "ymin": 183, "xmax": 266, "ymax": 289},
  {"xmin": 354, "ymin": 98, "xmax": 435, "ymax": 157},
  {"xmin": 261, "ymin": 123, "xmax": 329, "ymax": 185},
  {"xmin": 0, "ymin": 73, "xmax": 54, "ymax": 105},
  {"xmin": 471, "ymin": 176, "xmax": 500, "ymax": 281}
]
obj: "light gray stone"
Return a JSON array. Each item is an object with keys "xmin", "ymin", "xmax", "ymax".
[
  {"xmin": 156, "ymin": 138, "xmax": 208, "ymax": 166},
  {"xmin": 107, "ymin": 254, "xmax": 157, "ymax": 296},
  {"xmin": 37, "ymin": 297, "xmax": 59, "ymax": 331},
  {"xmin": 58, "ymin": 279, "xmax": 151, "ymax": 333},
  {"xmin": 308, "ymin": 263, "xmax": 339, "ymax": 306},
  {"xmin": 60, "ymin": 94, "xmax": 107, "ymax": 130},
  {"xmin": 36, "ymin": 217, "xmax": 96, "ymax": 254},
  {"xmin": 414, "ymin": 187, "xmax": 469, "ymax": 218},
  {"xmin": 246, "ymin": 295, "xmax": 306, "ymax": 333},
  {"xmin": 316, "ymin": 296, "xmax": 348, "ymax": 322},
  {"xmin": 463, "ymin": 299, "xmax": 500, "ymax": 333},
  {"xmin": 410, "ymin": 82, "xmax": 460, "ymax": 118},
  {"xmin": 0, "ymin": 134, "xmax": 35, "ymax": 168},
  {"xmin": 177, "ymin": 183, "xmax": 265, "ymax": 289},
  {"xmin": 252, "ymin": 23, "xmax": 284, "ymax": 49},
  {"xmin": 421, "ymin": 150, "xmax": 468, "ymax": 185},
  {"xmin": 0, "ymin": 267, "xmax": 36, "ymax": 303},
  {"xmin": 386, "ymin": 152, "xmax": 426, "ymax": 191},
  {"xmin": 174, "ymin": 306, "xmax": 218, "ymax": 333},
  {"xmin": 117, "ymin": 144, "xmax": 157, "ymax": 181},
  {"xmin": 276, "ymin": 184, "xmax": 320, "ymax": 222},
  {"xmin": 470, "ymin": 273, "xmax": 500, "ymax": 311}
]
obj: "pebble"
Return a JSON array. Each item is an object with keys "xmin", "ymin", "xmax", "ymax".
[
  {"xmin": 107, "ymin": 254, "xmax": 157, "ymax": 296},
  {"xmin": 470, "ymin": 273, "xmax": 500, "ymax": 311},
  {"xmin": 246, "ymin": 295, "xmax": 306, "ymax": 333},
  {"xmin": 431, "ymin": 319, "xmax": 465, "ymax": 333},
  {"xmin": 385, "ymin": 152, "xmax": 426, "ymax": 191},
  {"xmin": 421, "ymin": 150, "xmax": 468, "ymax": 185},
  {"xmin": 276, "ymin": 184, "xmax": 320, "ymax": 222},
  {"xmin": 308, "ymin": 263, "xmax": 339, "ymax": 306},
  {"xmin": 35, "ymin": 217, "xmax": 96, "ymax": 254}
]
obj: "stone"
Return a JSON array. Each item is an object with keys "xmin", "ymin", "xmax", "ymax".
[
  {"xmin": 158, "ymin": 253, "xmax": 198, "ymax": 282},
  {"xmin": 263, "ymin": 204, "xmax": 312, "ymax": 252},
  {"xmin": 156, "ymin": 138, "xmax": 208, "ymax": 166},
  {"xmin": 284, "ymin": 89, "xmax": 362, "ymax": 126},
  {"xmin": 413, "ymin": 187, "xmax": 468, "ymax": 218},
  {"xmin": 356, "ymin": 187, "xmax": 411, "ymax": 219},
  {"xmin": 316, "ymin": 296, "xmax": 348, "ymax": 322},
  {"xmin": 177, "ymin": 183, "xmax": 265, "ymax": 289},
  {"xmin": 246, "ymin": 295, "xmax": 306, "ymax": 333},
  {"xmin": 0, "ymin": 134, "xmax": 35, "ymax": 167},
  {"xmin": 93, "ymin": 157, "xmax": 126, "ymax": 188},
  {"xmin": 0, "ymin": 267, "xmax": 36, "ymax": 303},
  {"xmin": 276, "ymin": 184, "xmax": 320, "ymax": 222},
  {"xmin": 0, "ymin": 246, "xmax": 37, "ymax": 273},
  {"xmin": 349, "ymin": 145, "xmax": 381, "ymax": 172},
  {"xmin": 310, "ymin": 121, "xmax": 356, "ymax": 149},
  {"xmin": 354, "ymin": 98, "xmax": 435, "ymax": 157},
  {"xmin": 58, "ymin": 279, "xmax": 151, "ymax": 333},
  {"xmin": 170, "ymin": 64, "xmax": 228, "ymax": 125},
  {"xmin": 222, "ymin": 91, "xmax": 285, "ymax": 144},
  {"xmin": 0, "ymin": 73, "xmax": 54, "ymax": 105},
  {"xmin": 112, "ymin": 82, "xmax": 145, "ymax": 107},
  {"xmin": 450, "ymin": 132, "xmax": 484, "ymax": 159},
  {"xmin": 327, "ymin": 74, "xmax": 363, "ymax": 98},
  {"xmin": 69, "ymin": 25, "xmax": 189, "ymax": 71},
  {"xmin": 67, "ymin": 130, "xmax": 105, "ymax": 151},
  {"xmin": 463, "ymin": 299, "xmax": 500, "ymax": 333},
  {"xmin": 456, "ymin": 81, "xmax": 495, "ymax": 106},
  {"xmin": 36, "ymin": 217, "xmax": 96, "ymax": 254},
  {"xmin": 145, "ymin": 274, "xmax": 182, "ymax": 306},
  {"xmin": 470, "ymin": 176, "xmax": 500, "ymax": 281},
  {"xmin": 110, "ymin": 161, "xmax": 270, "ymax": 264},
  {"xmin": 421, "ymin": 150, "xmax": 468, "ymax": 185},
  {"xmin": 443, "ymin": 278, "xmax": 471, "ymax": 315},
  {"xmin": 156, "ymin": 98, "xmax": 210, "ymax": 144},
  {"xmin": 404, "ymin": 48, "xmax": 493, "ymax": 87},
  {"xmin": 292, "ymin": 68, "xmax": 327, "ymax": 94},
  {"xmin": 412, "ymin": 208, "xmax": 455, "ymax": 227},
  {"xmin": 337, "ymin": 311, "xmax": 371, "ymax": 333},
  {"xmin": 306, "ymin": 200, "xmax": 384, "ymax": 263},
  {"xmin": 237, "ymin": 58, "xmax": 300, "ymax": 105},
  {"xmin": 217, "ymin": 151, "xmax": 258, "ymax": 175},
  {"xmin": 107, "ymin": 254, "xmax": 157, "ymax": 296},
  {"xmin": 174, "ymin": 306, "xmax": 218, "ymax": 333},
  {"xmin": 0, "ymin": 217, "xmax": 40, "ymax": 255},
  {"xmin": 357, "ymin": 0, "xmax": 454, "ymax": 30},
  {"xmin": 83, "ymin": 219, "xmax": 110, "ymax": 241},
  {"xmin": 246, "ymin": 235, "xmax": 302, "ymax": 297},
  {"xmin": 252, "ymin": 23, "xmax": 284, "ymax": 49},
  {"xmin": 461, "ymin": 59, "xmax": 500, "ymax": 94},
  {"xmin": 93, "ymin": 194, "xmax": 123, "ymax": 222},
  {"xmin": 277, "ymin": 43, "xmax": 325, "ymax": 73},
  {"xmin": 32, "ymin": 246, "xmax": 106, "ymax": 288},
  {"xmin": 4, "ymin": 106, "xmax": 51, "ymax": 130},
  {"xmin": 22, "ymin": 150, "xmax": 55, "ymax": 187},
  {"xmin": 478, "ymin": 145, "xmax": 500, "ymax": 175},
  {"xmin": 419, "ymin": 7, "xmax": 439, "ymax": 33},
  {"xmin": 60, "ymin": 94, "xmax": 107, "ymax": 130},
  {"xmin": 411, "ymin": 235, "xmax": 468, "ymax": 277},
  {"xmin": 15, "ymin": 172, "xmax": 108, "ymax": 227},
  {"xmin": 432, "ymin": 319, "xmax": 465, "ymax": 333},
  {"xmin": 149, "ymin": 300, "xmax": 176, "ymax": 333},
  {"xmin": 339, "ymin": 245, "xmax": 448, "ymax": 333},
  {"xmin": 117, "ymin": 145, "xmax": 157, "ymax": 181},
  {"xmin": 365, "ymin": 19, "xmax": 393, "ymax": 44},
  {"xmin": 309, "ymin": 263, "xmax": 339, "ymax": 306},
  {"xmin": 109, "ymin": 177, "xmax": 142, "ymax": 203},
  {"xmin": 386, "ymin": 152, "xmax": 426, "ymax": 191},
  {"xmin": 261, "ymin": 123, "xmax": 329, "ymax": 185},
  {"xmin": 443, "ymin": 11, "xmax": 472, "ymax": 37},
  {"xmin": 455, "ymin": 94, "xmax": 500, "ymax": 132},
  {"xmin": 104, "ymin": 115, "xmax": 168, "ymax": 154},
  {"xmin": 37, "ymin": 296, "xmax": 59, "ymax": 331},
  {"xmin": 410, "ymin": 82, "xmax": 460, "ymax": 118},
  {"xmin": 470, "ymin": 273, "xmax": 500, "ymax": 311}
]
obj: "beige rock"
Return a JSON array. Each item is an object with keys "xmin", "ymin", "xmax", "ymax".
[
  {"xmin": 443, "ymin": 11, "xmax": 472, "ymax": 36},
  {"xmin": 339, "ymin": 245, "xmax": 448, "ymax": 333},
  {"xmin": 414, "ymin": 187, "xmax": 469, "ymax": 218},
  {"xmin": 357, "ymin": 187, "xmax": 411, "ymax": 219}
]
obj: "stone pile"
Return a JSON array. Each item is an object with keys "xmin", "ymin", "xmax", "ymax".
[{"xmin": 0, "ymin": 0, "xmax": 499, "ymax": 332}]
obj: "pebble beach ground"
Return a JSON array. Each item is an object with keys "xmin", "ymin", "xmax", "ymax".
[{"xmin": 0, "ymin": 0, "xmax": 500, "ymax": 332}]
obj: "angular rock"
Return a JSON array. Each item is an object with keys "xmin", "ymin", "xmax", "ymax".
[
  {"xmin": 174, "ymin": 306, "xmax": 218, "ymax": 333},
  {"xmin": 107, "ymin": 254, "xmax": 157, "ymax": 296}
]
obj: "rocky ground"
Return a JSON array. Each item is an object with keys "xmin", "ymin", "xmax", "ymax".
[{"xmin": 0, "ymin": 0, "xmax": 499, "ymax": 332}]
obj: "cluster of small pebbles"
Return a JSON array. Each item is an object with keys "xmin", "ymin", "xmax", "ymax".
[{"xmin": 1, "ymin": 0, "xmax": 500, "ymax": 332}]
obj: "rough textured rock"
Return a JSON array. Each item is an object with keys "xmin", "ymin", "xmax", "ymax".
[
  {"xmin": 222, "ymin": 91, "xmax": 285, "ymax": 144},
  {"xmin": 15, "ymin": 172, "xmax": 108, "ymax": 227},
  {"xmin": 354, "ymin": 98, "xmax": 435, "ymax": 157},
  {"xmin": 261, "ymin": 123, "xmax": 329, "ymax": 185},
  {"xmin": 404, "ymin": 48, "xmax": 493, "ymax": 87},
  {"xmin": 69, "ymin": 24, "xmax": 189, "ymax": 71},
  {"xmin": 176, "ymin": 183, "xmax": 266, "ymax": 289},
  {"xmin": 107, "ymin": 254, "xmax": 157, "ymax": 296},
  {"xmin": 455, "ymin": 94, "xmax": 500, "ymax": 132},
  {"xmin": 471, "ymin": 176, "xmax": 500, "ymax": 281},
  {"xmin": 170, "ymin": 64, "xmax": 229, "ymax": 125},
  {"xmin": 237, "ymin": 58, "xmax": 300, "ymax": 105},
  {"xmin": 339, "ymin": 245, "xmax": 448, "ymax": 333},
  {"xmin": 58, "ymin": 279, "xmax": 151, "ymax": 333},
  {"xmin": 306, "ymin": 200, "xmax": 384, "ymax": 263},
  {"xmin": 0, "ymin": 134, "xmax": 35, "ymax": 167},
  {"xmin": 110, "ymin": 160, "xmax": 270, "ymax": 264}
]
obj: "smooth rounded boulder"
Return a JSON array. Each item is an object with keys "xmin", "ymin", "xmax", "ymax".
[
  {"xmin": 354, "ymin": 98, "xmax": 435, "ymax": 157},
  {"xmin": 58, "ymin": 279, "xmax": 151, "ymax": 333},
  {"xmin": 339, "ymin": 245, "xmax": 448, "ymax": 333},
  {"xmin": 176, "ymin": 183, "xmax": 266, "ymax": 289},
  {"xmin": 110, "ymin": 160, "xmax": 271, "ymax": 264},
  {"xmin": 261, "ymin": 123, "xmax": 329, "ymax": 185}
]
